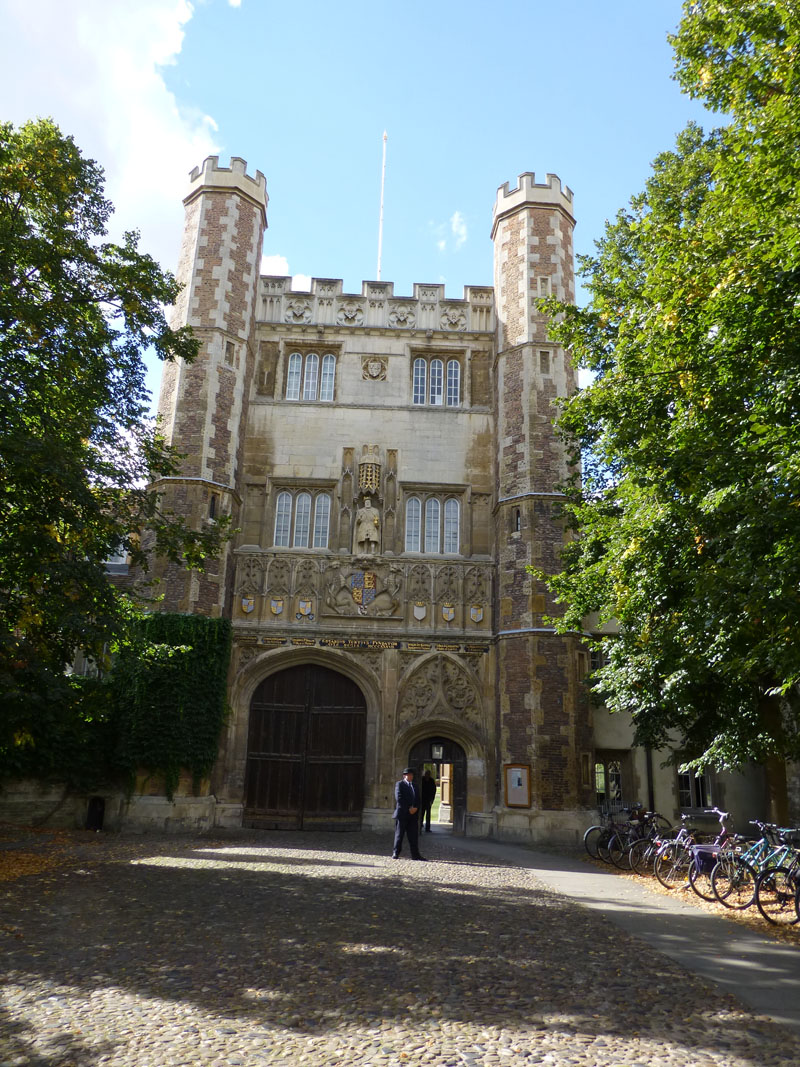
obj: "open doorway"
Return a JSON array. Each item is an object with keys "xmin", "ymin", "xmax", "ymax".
[{"xmin": 408, "ymin": 736, "xmax": 467, "ymax": 834}]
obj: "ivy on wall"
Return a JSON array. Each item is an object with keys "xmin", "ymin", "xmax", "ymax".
[
  {"xmin": 1, "ymin": 614, "xmax": 232, "ymax": 799},
  {"xmin": 112, "ymin": 614, "xmax": 232, "ymax": 798}
]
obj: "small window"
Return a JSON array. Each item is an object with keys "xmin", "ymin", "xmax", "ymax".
[
  {"xmin": 320, "ymin": 354, "xmax": 336, "ymax": 402},
  {"xmin": 412, "ymin": 356, "xmax": 461, "ymax": 407},
  {"xmin": 539, "ymin": 350, "xmax": 550, "ymax": 375},
  {"xmin": 424, "ymin": 498, "xmax": 441, "ymax": 553},
  {"xmin": 293, "ymin": 492, "xmax": 312, "ymax": 547},
  {"xmin": 225, "ymin": 340, "xmax": 235, "ymax": 365},
  {"xmin": 446, "ymin": 360, "xmax": 460, "ymax": 406},
  {"xmin": 413, "ymin": 359, "xmax": 427, "ymax": 405},
  {"xmin": 313, "ymin": 494, "xmax": 330, "ymax": 547},
  {"xmin": 274, "ymin": 491, "xmax": 292, "ymax": 546},
  {"xmin": 405, "ymin": 494, "xmax": 460, "ymax": 555},
  {"xmin": 286, "ymin": 354, "xmax": 302, "ymax": 401},
  {"xmin": 286, "ymin": 352, "xmax": 336, "ymax": 401},
  {"xmin": 274, "ymin": 490, "xmax": 331, "ymax": 549},
  {"xmin": 429, "ymin": 359, "xmax": 444, "ymax": 406},
  {"xmin": 514, "ymin": 508, "xmax": 521, "ymax": 532},
  {"xmin": 443, "ymin": 498, "xmax": 460, "ymax": 553},
  {"xmin": 538, "ymin": 276, "xmax": 551, "ymax": 298},
  {"xmin": 405, "ymin": 497, "xmax": 422, "ymax": 551},
  {"xmin": 678, "ymin": 771, "xmax": 712, "ymax": 810},
  {"xmin": 302, "ymin": 355, "xmax": 319, "ymax": 401}
]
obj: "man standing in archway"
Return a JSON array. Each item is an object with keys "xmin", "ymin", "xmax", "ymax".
[
  {"xmin": 419, "ymin": 769, "xmax": 437, "ymax": 833},
  {"xmin": 392, "ymin": 767, "xmax": 425, "ymax": 860}
]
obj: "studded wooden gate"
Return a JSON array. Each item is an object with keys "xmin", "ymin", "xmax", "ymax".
[{"xmin": 244, "ymin": 664, "xmax": 367, "ymax": 830}]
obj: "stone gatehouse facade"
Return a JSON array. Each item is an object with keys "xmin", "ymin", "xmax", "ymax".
[{"xmin": 146, "ymin": 155, "xmax": 596, "ymax": 842}]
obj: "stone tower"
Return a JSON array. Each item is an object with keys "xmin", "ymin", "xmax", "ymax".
[
  {"xmin": 491, "ymin": 173, "xmax": 593, "ymax": 835},
  {"xmin": 153, "ymin": 157, "xmax": 268, "ymax": 615}
]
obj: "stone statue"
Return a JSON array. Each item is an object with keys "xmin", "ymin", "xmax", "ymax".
[{"xmin": 354, "ymin": 496, "xmax": 381, "ymax": 554}]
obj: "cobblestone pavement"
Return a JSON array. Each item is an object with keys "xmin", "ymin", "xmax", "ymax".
[{"xmin": 2, "ymin": 828, "xmax": 800, "ymax": 1066}]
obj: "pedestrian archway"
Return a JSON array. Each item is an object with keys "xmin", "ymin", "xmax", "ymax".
[
  {"xmin": 408, "ymin": 736, "xmax": 467, "ymax": 834},
  {"xmin": 244, "ymin": 663, "xmax": 366, "ymax": 830}
]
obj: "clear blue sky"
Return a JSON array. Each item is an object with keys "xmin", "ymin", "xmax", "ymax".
[{"xmin": 2, "ymin": 0, "xmax": 713, "ymax": 403}]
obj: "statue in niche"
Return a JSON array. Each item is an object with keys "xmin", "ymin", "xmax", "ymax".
[{"xmin": 354, "ymin": 495, "xmax": 381, "ymax": 554}]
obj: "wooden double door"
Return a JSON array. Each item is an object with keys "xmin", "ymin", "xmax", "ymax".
[{"xmin": 244, "ymin": 664, "xmax": 366, "ymax": 830}]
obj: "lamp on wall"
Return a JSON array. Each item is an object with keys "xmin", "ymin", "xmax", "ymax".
[{"xmin": 431, "ymin": 744, "xmax": 443, "ymax": 760}]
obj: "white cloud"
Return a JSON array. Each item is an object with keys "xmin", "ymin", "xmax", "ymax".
[
  {"xmin": 450, "ymin": 210, "xmax": 468, "ymax": 249},
  {"xmin": 228, "ymin": 0, "xmax": 242, "ymax": 6},
  {"xmin": 437, "ymin": 239, "xmax": 447, "ymax": 253},
  {"xmin": 261, "ymin": 253, "xmax": 290, "ymax": 276},
  {"xmin": 0, "ymin": 0, "xmax": 219, "ymax": 271},
  {"xmin": 292, "ymin": 274, "xmax": 312, "ymax": 292}
]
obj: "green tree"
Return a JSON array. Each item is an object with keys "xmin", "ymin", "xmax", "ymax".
[
  {"xmin": 536, "ymin": 2, "xmax": 800, "ymax": 818},
  {"xmin": 0, "ymin": 119, "xmax": 226, "ymax": 771}
]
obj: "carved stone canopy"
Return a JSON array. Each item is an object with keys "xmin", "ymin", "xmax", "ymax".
[{"xmin": 358, "ymin": 444, "xmax": 381, "ymax": 497}]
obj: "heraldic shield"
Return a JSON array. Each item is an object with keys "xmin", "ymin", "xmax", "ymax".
[{"xmin": 350, "ymin": 571, "xmax": 377, "ymax": 607}]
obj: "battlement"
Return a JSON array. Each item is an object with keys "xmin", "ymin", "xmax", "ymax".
[
  {"xmin": 185, "ymin": 155, "xmax": 268, "ymax": 223},
  {"xmin": 258, "ymin": 277, "xmax": 495, "ymax": 333},
  {"xmin": 491, "ymin": 171, "xmax": 574, "ymax": 236}
]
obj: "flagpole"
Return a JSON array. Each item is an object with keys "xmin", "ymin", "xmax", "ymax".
[{"xmin": 377, "ymin": 131, "xmax": 387, "ymax": 280}]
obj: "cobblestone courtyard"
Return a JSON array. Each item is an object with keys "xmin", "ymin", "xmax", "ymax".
[{"xmin": 2, "ymin": 829, "xmax": 799, "ymax": 1066}]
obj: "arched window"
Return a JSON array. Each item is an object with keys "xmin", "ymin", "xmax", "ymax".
[
  {"xmin": 286, "ymin": 353, "xmax": 302, "ymax": 400},
  {"xmin": 412, "ymin": 359, "xmax": 427, "ymax": 405},
  {"xmin": 302, "ymin": 354, "xmax": 319, "ymax": 400},
  {"xmin": 293, "ymin": 492, "xmax": 312, "ymax": 547},
  {"xmin": 320, "ymin": 354, "xmax": 336, "ymax": 401},
  {"xmin": 429, "ymin": 359, "xmax": 444, "ymax": 406},
  {"xmin": 443, "ymin": 498, "xmax": 460, "ymax": 553},
  {"xmin": 274, "ymin": 491, "xmax": 292, "ymax": 546},
  {"xmin": 424, "ymin": 498, "xmax": 441, "ymax": 553},
  {"xmin": 446, "ymin": 360, "xmax": 460, "ymax": 406},
  {"xmin": 313, "ymin": 494, "xmax": 330, "ymax": 547},
  {"xmin": 405, "ymin": 497, "xmax": 421, "ymax": 551}
]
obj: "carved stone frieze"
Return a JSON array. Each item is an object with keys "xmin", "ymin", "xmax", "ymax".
[
  {"xmin": 397, "ymin": 654, "xmax": 483, "ymax": 736},
  {"xmin": 435, "ymin": 564, "xmax": 460, "ymax": 602},
  {"xmin": 295, "ymin": 558, "xmax": 318, "ymax": 596},
  {"xmin": 284, "ymin": 300, "xmax": 312, "ymax": 324},
  {"xmin": 388, "ymin": 304, "xmax": 416, "ymax": 328},
  {"xmin": 238, "ymin": 554, "xmax": 266, "ymax": 595},
  {"xmin": 464, "ymin": 566, "xmax": 488, "ymax": 603},
  {"xmin": 324, "ymin": 559, "xmax": 402, "ymax": 617},
  {"xmin": 268, "ymin": 558, "xmax": 291, "ymax": 595},
  {"xmin": 440, "ymin": 307, "xmax": 467, "ymax": 331},
  {"xmin": 336, "ymin": 302, "xmax": 364, "ymax": 327},
  {"xmin": 409, "ymin": 564, "xmax": 432, "ymax": 600}
]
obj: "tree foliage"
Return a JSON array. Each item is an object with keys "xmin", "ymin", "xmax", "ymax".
[
  {"xmin": 536, "ymin": 2, "xmax": 800, "ymax": 774},
  {"xmin": 0, "ymin": 119, "xmax": 226, "ymax": 754}
]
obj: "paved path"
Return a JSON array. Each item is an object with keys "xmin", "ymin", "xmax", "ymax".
[{"xmin": 1, "ymin": 826, "xmax": 799, "ymax": 1066}]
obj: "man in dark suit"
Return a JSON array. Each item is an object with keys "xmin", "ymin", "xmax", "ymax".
[{"xmin": 392, "ymin": 767, "xmax": 426, "ymax": 860}]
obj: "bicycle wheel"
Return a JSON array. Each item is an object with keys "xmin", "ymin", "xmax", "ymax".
[
  {"xmin": 607, "ymin": 832, "xmax": 629, "ymax": 868},
  {"xmin": 688, "ymin": 858, "xmax": 717, "ymax": 902},
  {"xmin": 596, "ymin": 828, "xmax": 615, "ymax": 864},
  {"xmin": 654, "ymin": 843, "xmax": 691, "ymax": 888},
  {"xmin": 583, "ymin": 825, "xmax": 604, "ymax": 859},
  {"xmin": 755, "ymin": 866, "xmax": 800, "ymax": 926},
  {"xmin": 711, "ymin": 858, "xmax": 756, "ymax": 909},
  {"xmin": 628, "ymin": 838, "xmax": 654, "ymax": 876}
]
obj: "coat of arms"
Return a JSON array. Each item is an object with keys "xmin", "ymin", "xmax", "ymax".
[
  {"xmin": 413, "ymin": 601, "xmax": 427, "ymax": 621},
  {"xmin": 442, "ymin": 603, "xmax": 455, "ymax": 622},
  {"xmin": 469, "ymin": 604, "xmax": 484, "ymax": 623},
  {"xmin": 350, "ymin": 571, "xmax": 377, "ymax": 616},
  {"xmin": 270, "ymin": 597, "xmax": 284, "ymax": 615},
  {"xmin": 241, "ymin": 596, "xmax": 255, "ymax": 614},
  {"xmin": 297, "ymin": 599, "xmax": 314, "ymax": 621}
]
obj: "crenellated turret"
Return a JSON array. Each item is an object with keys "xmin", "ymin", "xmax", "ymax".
[{"xmin": 153, "ymin": 156, "xmax": 268, "ymax": 616}]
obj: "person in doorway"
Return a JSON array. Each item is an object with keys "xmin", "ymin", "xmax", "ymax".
[
  {"xmin": 392, "ymin": 767, "xmax": 426, "ymax": 860},
  {"xmin": 419, "ymin": 769, "xmax": 437, "ymax": 833}
]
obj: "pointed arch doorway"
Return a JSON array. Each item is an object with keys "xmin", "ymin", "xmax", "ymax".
[
  {"xmin": 408, "ymin": 736, "xmax": 467, "ymax": 834},
  {"xmin": 244, "ymin": 664, "xmax": 367, "ymax": 830}
]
